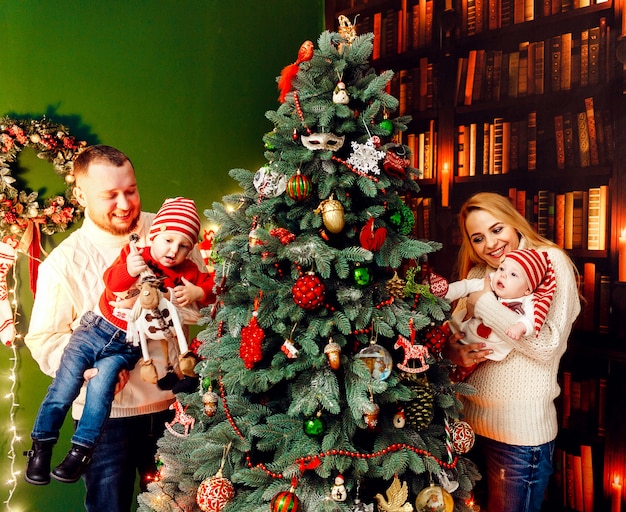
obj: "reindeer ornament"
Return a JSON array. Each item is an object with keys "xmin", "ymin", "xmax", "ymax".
[{"xmin": 124, "ymin": 235, "xmax": 198, "ymax": 391}]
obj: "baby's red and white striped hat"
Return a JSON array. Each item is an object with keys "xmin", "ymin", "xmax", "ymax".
[
  {"xmin": 504, "ymin": 248, "xmax": 556, "ymax": 336},
  {"xmin": 149, "ymin": 197, "xmax": 201, "ymax": 245}
]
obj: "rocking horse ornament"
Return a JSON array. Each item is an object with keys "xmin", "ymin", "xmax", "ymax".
[
  {"xmin": 394, "ymin": 320, "xmax": 431, "ymax": 374},
  {"xmin": 165, "ymin": 399, "xmax": 195, "ymax": 437}
]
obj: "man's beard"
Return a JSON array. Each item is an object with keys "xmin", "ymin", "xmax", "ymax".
[{"xmin": 92, "ymin": 213, "xmax": 140, "ymax": 236}]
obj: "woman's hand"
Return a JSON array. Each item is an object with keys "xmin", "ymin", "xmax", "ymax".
[{"xmin": 443, "ymin": 330, "xmax": 493, "ymax": 367}]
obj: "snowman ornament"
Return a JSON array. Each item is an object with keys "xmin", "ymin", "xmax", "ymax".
[{"xmin": 331, "ymin": 474, "xmax": 347, "ymax": 501}]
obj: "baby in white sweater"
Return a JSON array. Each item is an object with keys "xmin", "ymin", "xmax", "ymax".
[{"xmin": 445, "ymin": 248, "xmax": 556, "ymax": 360}]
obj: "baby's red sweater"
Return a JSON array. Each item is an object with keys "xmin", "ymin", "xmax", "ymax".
[{"xmin": 99, "ymin": 244, "xmax": 215, "ymax": 330}]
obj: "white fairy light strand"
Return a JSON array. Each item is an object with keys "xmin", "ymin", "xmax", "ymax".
[{"xmin": 3, "ymin": 258, "xmax": 21, "ymax": 511}]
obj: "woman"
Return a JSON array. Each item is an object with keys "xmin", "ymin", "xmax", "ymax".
[{"xmin": 443, "ymin": 192, "xmax": 581, "ymax": 512}]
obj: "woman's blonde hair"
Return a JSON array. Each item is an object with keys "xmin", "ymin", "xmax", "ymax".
[{"xmin": 457, "ymin": 192, "xmax": 563, "ymax": 278}]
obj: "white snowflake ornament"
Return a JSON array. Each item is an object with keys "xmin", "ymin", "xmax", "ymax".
[{"xmin": 347, "ymin": 137, "xmax": 385, "ymax": 175}]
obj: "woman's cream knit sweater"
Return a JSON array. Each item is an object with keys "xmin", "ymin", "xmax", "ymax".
[{"xmin": 457, "ymin": 244, "xmax": 581, "ymax": 446}]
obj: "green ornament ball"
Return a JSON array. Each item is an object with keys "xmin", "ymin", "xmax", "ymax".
[
  {"xmin": 353, "ymin": 266, "xmax": 373, "ymax": 288},
  {"xmin": 379, "ymin": 119, "xmax": 394, "ymax": 136},
  {"xmin": 303, "ymin": 415, "xmax": 326, "ymax": 437}
]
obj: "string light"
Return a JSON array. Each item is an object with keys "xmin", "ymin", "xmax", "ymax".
[{"xmin": 3, "ymin": 253, "xmax": 21, "ymax": 512}]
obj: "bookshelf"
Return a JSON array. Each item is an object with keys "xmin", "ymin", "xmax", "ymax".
[{"xmin": 325, "ymin": 0, "xmax": 626, "ymax": 510}]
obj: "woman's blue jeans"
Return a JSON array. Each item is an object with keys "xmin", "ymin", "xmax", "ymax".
[
  {"xmin": 475, "ymin": 435, "xmax": 555, "ymax": 512},
  {"xmin": 31, "ymin": 311, "xmax": 140, "ymax": 448}
]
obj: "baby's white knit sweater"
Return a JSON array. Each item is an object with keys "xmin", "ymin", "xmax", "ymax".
[{"xmin": 458, "ymin": 245, "xmax": 581, "ymax": 446}]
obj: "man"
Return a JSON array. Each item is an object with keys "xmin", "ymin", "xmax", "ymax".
[{"xmin": 25, "ymin": 145, "xmax": 200, "ymax": 511}]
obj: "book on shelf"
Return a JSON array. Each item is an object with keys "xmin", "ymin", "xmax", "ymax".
[
  {"xmin": 550, "ymin": 35, "xmax": 561, "ymax": 93},
  {"xmin": 527, "ymin": 111, "xmax": 537, "ymax": 171},
  {"xmin": 493, "ymin": 117, "xmax": 504, "ymax": 174},
  {"xmin": 372, "ymin": 12, "xmax": 382, "ymax": 60},
  {"xmin": 534, "ymin": 40, "xmax": 545, "ymax": 94},
  {"xmin": 464, "ymin": 50, "xmax": 477, "ymax": 106},
  {"xmin": 587, "ymin": 185, "xmax": 608, "ymax": 250},
  {"xmin": 563, "ymin": 112, "xmax": 576, "ymax": 168},
  {"xmin": 598, "ymin": 273, "xmax": 610, "ymax": 334},
  {"xmin": 580, "ymin": 29, "xmax": 589, "ymax": 87},
  {"xmin": 468, "ymin": 122, "xmax": 477, "ymax": 176},
  {"xmin": 571, "ymin": 32, "xmax": 581, "ymax": 89},
  {"xmin": 554, "ymin": 114, "xmax": 566, "ymax": 169},
  {"xmin": 508, "ymin": 50, "xmax": 520, "ymax": 98},
  {"xmin": 560, "ymin": 371, "xmax": 607, "ymax": 437},
  {"xmin": 588, "ymin": 25, "xmax": 600, "ymax": 86},
  {"xmin": 584, "ymin": 97, "xmax": 600, "ymax": 166},
  {"xmin": 473, "ymin": 49, "xmax": 486, "ymax": 104},
  {"xmin": 577, "ymin": 111, "xmax": 591, "ymax": 167},
  {"xmin": 518, "ymin": 41, "xmax": 529, "ymax": 96},
  {"xmin": 582, "ymin": 261, "xmax": 595, "ymax": 331},
  {"xmin": 561, "ymin": 32, "xmax": 572, "ymax": 91}
]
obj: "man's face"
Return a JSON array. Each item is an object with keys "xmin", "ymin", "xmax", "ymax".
[{"xmin": 73, "ymin": 160, "xmax": 141, "ymax": 235}]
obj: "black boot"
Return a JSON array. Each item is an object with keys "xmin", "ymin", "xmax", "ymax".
[
  {"xmin": 50, "ymin": 444, "xmax": 93, "ymax": 483},
  {"xmin": 24, "ymin": 440, "xmax": 54, "ymax": 485}
]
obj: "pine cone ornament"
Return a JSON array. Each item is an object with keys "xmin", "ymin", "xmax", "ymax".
[
  {"xmin": 401, "ymin": 373, "xmax": 434, "ymax": 430},
  {"xmin": 385, "ymin": 271, "xmax": 406, "ymax": 299}
]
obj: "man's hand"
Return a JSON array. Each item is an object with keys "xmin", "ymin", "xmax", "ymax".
[{"xmin": 82, "ymin": 368, "xmax": 130, "ymax": 395}]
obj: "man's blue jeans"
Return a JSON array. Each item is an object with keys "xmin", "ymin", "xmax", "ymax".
[
  {"xmin": 474, "ymin": 435, "xmax": 555, "ymax": 512},
  {"xmin": 31, "ymin": 311, "xmax": 140, "ymax": 448},
  {"xmin": 81, "ymin": 409, "xmax": 173, "ymax": 512}
]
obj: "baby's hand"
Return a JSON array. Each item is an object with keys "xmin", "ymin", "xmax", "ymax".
[
  {"xmin": 173, "ymin": 277, "xmax": 204, "ymax": 307},
  {"xmin": 126, "ymin": 252, "xmax": 148, "ymax": 277},
  {"xmin": 505, "ymin": 321, "xmax": 526, "ymax": 340}
]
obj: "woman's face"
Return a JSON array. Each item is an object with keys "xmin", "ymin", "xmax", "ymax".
[{"xmin": 465, "ymin": 209, "xmax": 520, "ymax": 269}]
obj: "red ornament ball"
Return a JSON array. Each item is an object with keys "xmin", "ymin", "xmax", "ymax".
[
  {"xmin": 451, "ymin": 420, "xmax": 475, "ymax": 454},
  {"xmin": 420, "ymin": 323, "xmax": 450, "ymax": 356},
  {"xmin": 292, "ymin": 272, "xmax": 326, "ymax": 310},
  {"xmin": 286, "ymin": 172, "xmax": 312, "ymax": 202},
  {"xmin": 271, "ymin": 489, "xmax": 301, "ymax": 512},
  {"xmin": 196, "ymin": 475, "xmax": 235, "ymax": 512}
]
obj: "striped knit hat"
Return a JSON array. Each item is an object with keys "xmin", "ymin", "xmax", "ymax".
[
  {"xmin": 503, "ymin": 248, "xmax": 556, "ymax": 336},
  {"xmin": 149, "ymin": 197, "xmax": 201, "ymax": 245}
]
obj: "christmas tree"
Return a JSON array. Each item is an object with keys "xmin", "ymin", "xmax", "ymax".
[{"xmin": 138, "ymin": 19, "xmax": 479, "ymax": 512}]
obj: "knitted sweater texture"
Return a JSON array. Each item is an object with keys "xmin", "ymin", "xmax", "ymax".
[{"xmin": 457, "ymin": 243, "xmax": 580, "ymax": 446}]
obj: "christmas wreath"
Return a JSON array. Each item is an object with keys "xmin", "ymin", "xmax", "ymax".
[{"xmin": 0, "ymin": 116, "xmax": 86, "ymax": 238}]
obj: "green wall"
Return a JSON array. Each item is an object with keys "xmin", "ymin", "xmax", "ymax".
[{"xmin": 0, "ymin": 1, "xmax": 323, "ymax": 510}]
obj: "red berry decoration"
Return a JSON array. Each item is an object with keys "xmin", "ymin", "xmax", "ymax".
[
  {"xmin": 271, "ymin": 488, "xmax": 301, "ymax": 512},
  {"xmin": 420, "ymin": 323, "xmax": 451, "ymax": 356},
  {"xmin": 292, "ymin": 272, "xmax": 325, "ymax": 310},
  {"xmin": 286, "ymin": 170, "xmax": 312, "ymax": 202}
]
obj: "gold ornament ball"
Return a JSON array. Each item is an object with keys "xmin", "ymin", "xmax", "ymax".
[
  {"xmin": 65, "ymin": 173, "xmax": 76, "ymax": 184},
  {"xmin": 415, "ymin": 484, "xmax": 454, "ymax": 512}
]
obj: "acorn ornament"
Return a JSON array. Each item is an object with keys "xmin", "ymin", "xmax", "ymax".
[
  {"xmin": 315, "ymin": 195, "xmax": 345, "ymax": 233},
  {"xmin": 324, "ymin": 338, "xmax": 342, "ymax": 370},
  {"xmin": 202, "ymin": 388, "xmax": 219, "ymax": 417},
  {"xmin": 363, "ymin": 401, "xmax": 380, "ymax": 430}
]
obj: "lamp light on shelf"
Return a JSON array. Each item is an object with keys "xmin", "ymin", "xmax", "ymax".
[
  {"xmin": 619, "ymin": 229, "xmax": 626, "ymax": 282},
  {"xmin": 612, "ymin": 475, "xmax": 622, "ymax": 512},
  {"xmin": 441, "ymin": 162, "xmax": 450, "ymax": 208}
]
